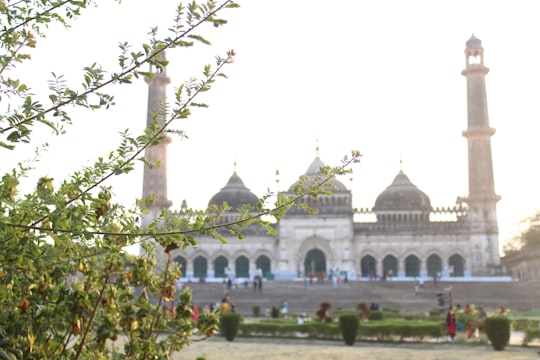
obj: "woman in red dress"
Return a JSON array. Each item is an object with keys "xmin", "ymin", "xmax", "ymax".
[{"xmin": 446, "ymin": 306, "xmax": 457, "ymax": 341}]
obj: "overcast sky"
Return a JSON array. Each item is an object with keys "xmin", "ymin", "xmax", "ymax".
[{"xmin": 4, "ymin": 1, "xmax": 540, "ymax": 254}]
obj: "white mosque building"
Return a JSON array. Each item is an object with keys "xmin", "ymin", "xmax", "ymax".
[{"xmin": 141, "ymin": 36, "xmax": 502, "ymax": 281}]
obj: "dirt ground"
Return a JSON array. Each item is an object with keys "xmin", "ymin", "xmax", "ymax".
[{"xmin": 173, "ymin": 337, "xmax": 539, "ymax": 360}]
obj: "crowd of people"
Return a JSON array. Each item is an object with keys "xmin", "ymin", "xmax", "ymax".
[
  {"xmin": 446, "ymin": 303, "xmax": 493, "ymax": 341},
  {"xmin": 304, "ymin": 268, "xmax": 349, "ymax": 288}
]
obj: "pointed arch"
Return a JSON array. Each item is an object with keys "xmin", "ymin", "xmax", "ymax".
[
  {"xmin": 173, "ymin": 255, "xmax": 187, "ymax": 278},
  {"xmin": 449, "ymin": 254, "xmax": 465, "ymax": 277},
  {"xmin": 383, "ymin": 255, "xmax": 398, "ymax": 277},
  {"xmin": 304, "ymin": 249, "xmax": 326, "ymax": 276},
  {"xmin": 256, "ymin": 255, "xmax": 271, "ymax": 279},
  {"xmin": 360, "ymin": 255, "xmax": 376, "ymax": 278},
  {"xmin": 405, "ymin": 254, "xmax": 420, "ymax": 277},
  {"xmin": 214, "ymin": 255, "xmax": 228, "ymax": 278},
  {"xmin": 193, "ymin": 256, "xmax": 207, "ymax": 279},
  {"xmin": 235, "ymin": 255, "xmax": 250, "ymax": 278},
  {"xmin": 427, "ymin": 254, "xmax": 443, "ymax": 277},
  {"xmin": 296, "ymin": 236, "xmax": 333, "ymax": 269}
]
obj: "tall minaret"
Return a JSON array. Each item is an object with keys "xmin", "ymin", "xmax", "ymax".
[
  {"xmin": 141, "ymin": 51, "xmax": 172, "ymax": 228},
  {"xmin": 461, "ymin": 35, "xmax": 501, "ymax": 271}
]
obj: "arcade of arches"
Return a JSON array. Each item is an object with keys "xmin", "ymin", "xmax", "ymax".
[
  {"xmin": 174, "ymin": 254, "xmax": 272, "ymax": 280},
  {"xmin": 360, "ymin": 253, "xmax": 465, "ymax": 278},
  {"xmin": 174, "ymin": 251, "xmax": 466, "ymax": 280}
]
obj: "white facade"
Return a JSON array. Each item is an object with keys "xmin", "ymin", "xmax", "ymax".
[{"xmin": 147, "ymin": 37, "xmax": 501, "ymax": 281}]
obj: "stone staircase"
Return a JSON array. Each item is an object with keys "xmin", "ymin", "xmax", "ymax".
[{"xmin": 180, "ymin": 279, "xmax": 540, "ymax": 316}]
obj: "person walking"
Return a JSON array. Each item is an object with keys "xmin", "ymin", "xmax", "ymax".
[
  {"xmin": 280, "ymin": 299, "xmax": 289, "ymax": 318},
  {"xmin": 271, "ymin": 305, "xmax": 279, "ymax": 318},
  {"xmin": 220, "ymin": 297, "xmax": 230, "ymax": 314},
  {"xmin": 446, "ymin": 305, "xmax": 457, "ymax": 341}
]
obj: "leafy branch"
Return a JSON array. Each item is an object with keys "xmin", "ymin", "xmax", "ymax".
[
  {"xmin": 0, "ymin": 151, "xmax": 361, "ymax": 241},
  {"xmin": 0, "ymin": 0, "xmax": 238, "ymax": 143}
]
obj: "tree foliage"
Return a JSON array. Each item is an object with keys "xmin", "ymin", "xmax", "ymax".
[
  {"xmin": 0, "ymin": 1, "xmax": 361, "ymax": 359},
  {"xmin": 503, "ymin": 210, "xmax": 540, "ymax": 255}
]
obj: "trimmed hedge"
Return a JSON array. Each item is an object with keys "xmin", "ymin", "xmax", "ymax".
[
  {"xmin": 522, "ymin": 326, "xmax": 540, "ymax": 346},
  {"xmin": 236, "ymin": 319, "xmax": 445, "ymax": 342},
  {"xmin": 238, "ymin": 322, "xmax": 341, "ymax": 340},
  {"xmin": 339, "ymin": 314, "xmax": 360, "ymax": 345},
  {"xmin": 357, "ymin": 320, "xmax": 444, "ymax": 341},
  {"xmin": 368, "ymin": 311, "xmax": 384, "ymax": 321},
  {"xmin": 380, "ymin": 311, "xmax": 428, "ymax": 321},
  {"xmin": 509, "ymin": 318, "xmax": 539, "ymax": 346},
  {"xmin": 485, "ymin": 316, "xmax": 510, "ymax": 351},
  {"xmin": 512, "ymin": 318, "xmax": 539, "ymax": 332},
  {"xmin": 219, "ymin": 313, "xmax": 242, "ymax": 341}
]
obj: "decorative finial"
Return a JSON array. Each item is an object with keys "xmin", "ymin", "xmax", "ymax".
[
  {"xmin": 399, "ymin": 152, "xmax": 403, "ymax": 170},
  {"xmin": 234, "ymin": 156, "xmax": 237, "ymax": 173},
  {"xmin": 316, "ymin": 138, "xmax": 320, "ymax": 157},
  {"xmin": 275, "ymin": 169, "xmax": 280, "ymax": 192}
]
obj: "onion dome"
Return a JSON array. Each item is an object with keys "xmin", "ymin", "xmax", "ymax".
[
  {"xmin": 285, "ymin": 157, "xmax": 352, "ymax": 216},
  {"xmin": 208, "ymin": 172, "xmax": 259, "ymax": 211},
  {"xmin": 374, "ymin": 170, "xmax": 432, "ymax": 212},
  {"xmin": 466, "ymin": 34, "xmax": 482, "ymax": 49},
  {"xmin": 287, "ymin": 157, "xmax": 348, "ymax": 192}
]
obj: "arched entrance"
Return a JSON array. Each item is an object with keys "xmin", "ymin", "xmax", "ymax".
[
  {"xmin": 427, "ymin": 254, "xmax": 442, "ymax": 277},
  {"xmin": 214, "ymin": 256, "xmax": 228, "ymax": 278},
  {"xmin": 383, "ymin": 255, "xmax": 398, "ymax": 278},
  {"xmin": 256, "ymin": 255, "xmax": 271, "ymax": 279},
  {"xmin": 235, "ymin": 255, "xmax": 249, "ymax": 278},
  {"xmin": 449, "ymin": 254, "xmax": 465, "ymax": 277},
  {"xmin": 193, "ymin": 256, "xmax": 207, "ymax": 279},
  {"xmin": 405, "ymin": 254, "xmax": 420, "ymax": 277},
  {"xmin": 361, "ymin": 255, "xmax": 376, "ymax": 278},
  {"xmin": 304, "ymin": 249, "xmax": 326, "ymax": 276},
  {"xmin": 173, "ymin": 255, "xmax": 187, "ymax": 277}
]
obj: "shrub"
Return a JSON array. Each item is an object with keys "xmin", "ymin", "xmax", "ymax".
[
  {"xmin": 220, "ymin": 313, "xmax": 242, "ymax": 341},
  {"xmin": 320, "ymin": 301, "xmax": 332, "ymax": 311},
  {"xmin": 316, "ymin": 302, "xmax": 332, "ymax": 321},
  {"xmin": 356, "ymin": 302, "xmax": 368, "ymax": 311},
  {"xmin": 428, "ymin": 308, "xmax": 445, "ymax": 322},
  {"xmin": 484, "ymin": 316, "xmax": 510, "ymax": 351},
  {"xmin": 237, "ymin": 321, "xmax": 342, "ymax": 340},
  {"xmin": 252, "ymin": 305, "xmax": 261, "ymax": 318},
  {"xmin": 235, "ymin": 318, "xmax": 445, "ymax": 342},
  {"xmin": 522, "ymin": 326, "xmax": 540, "ymax": 346},
  {"xmin": 401, "ymin": 312, "xmax": 425, "ymax": 321},
  {"xmin": 456, "ymin": 312, "xmax": 475, "ymax": 328},
  {"xmin": 339, "ymin": 313, "xmax": 360, "ymax": 346},
  {"xmin": 512, "ymin": 318, "xmax": 538, "ymax": 332},
  {"xmin": 368, "ymin": 311, "xmax": 384, "ymax": 321},
  {"xmin": 356, "ymin": 302, "xmax": 370, "ymax": 319},
  {"xmin": 429, "ymin": 308, "xmax": 442, "ymax": 317},
  {"xmin": 357, "ymin": 320, "xmax": 444, "ymax": 341}
]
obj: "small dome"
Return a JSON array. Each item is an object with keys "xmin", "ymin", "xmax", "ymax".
[
  {"xmin": 287, "ymin": 157, "xmax": 348, "ymax": 192},
  {"xmin": 208, "ymin": 172, "xmax": 259, "ymax": 211},
  {"xmin": 466, "ymin": 34, "xmax": 482, "ymax": 49},
  {"xmin": 374, "ymin": 170, "xmax": 431, "ymax": 212}
]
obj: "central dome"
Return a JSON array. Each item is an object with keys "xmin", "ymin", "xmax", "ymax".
[
  {"xmin": 373, "ymin": 170, "xmax": 431, "ymax": 212},
  {"xmin": 208, "ymin": 172, "xmax": 259, "ymax": 211},
  {"xmin": 287, "ymin": 157, "xmax": 348, "ymax": 192}
]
